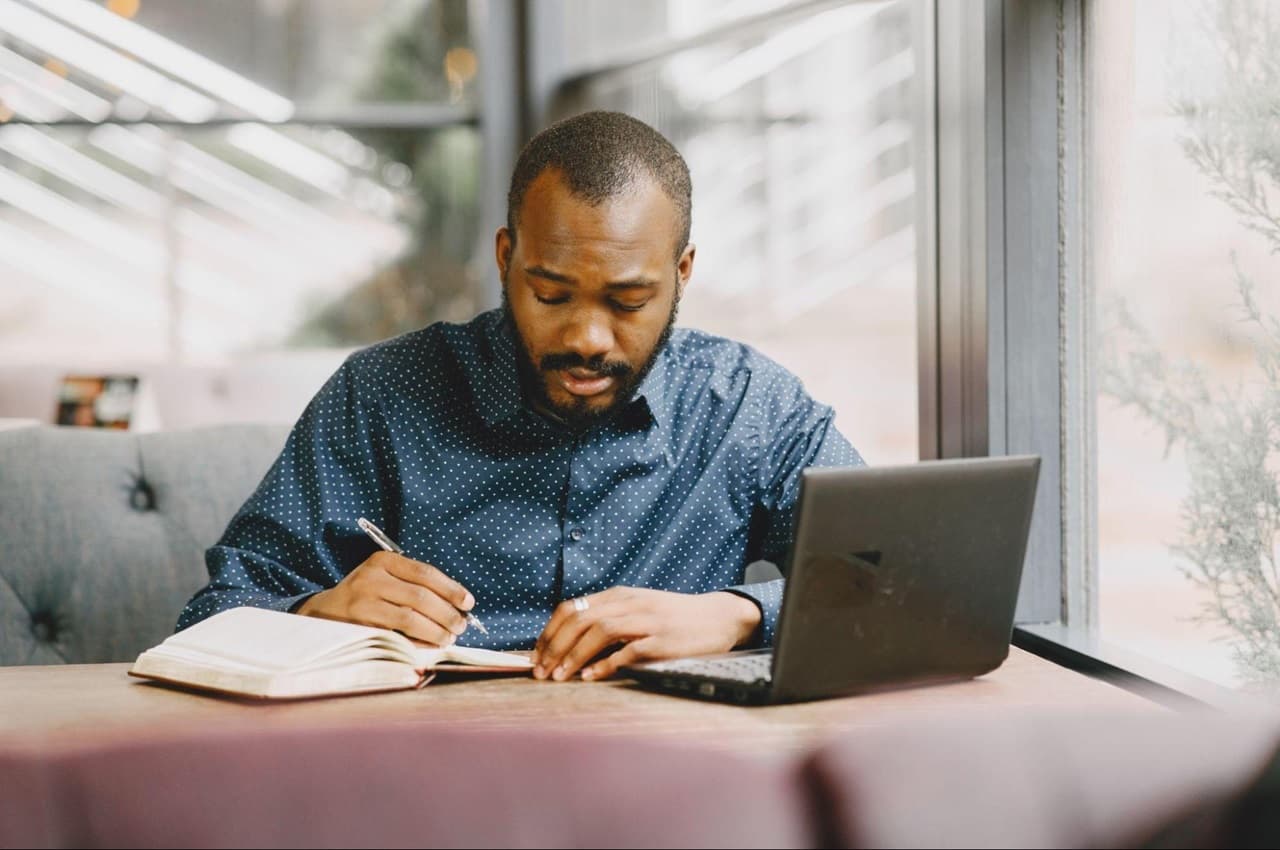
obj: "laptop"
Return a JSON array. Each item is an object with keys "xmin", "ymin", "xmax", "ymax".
[{"xmin": 621, "ymin": 455, "xmax": 1041, "ymax": 704}]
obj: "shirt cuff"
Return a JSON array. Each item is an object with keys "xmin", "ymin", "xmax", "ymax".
[
  {"xmin": 224, "ymin": 590, "xmax": 316, "ymax": 614},
  {"xmin": 285, "ymin": 592, "xmax": 319, "ymax": 614},
  {"xmin": 720, "ymin": 579, "xmax": 784, "ymax": 648},
  {"xmin": 176, "ymin": 589, "xmax": 317, "ymax": 632}
]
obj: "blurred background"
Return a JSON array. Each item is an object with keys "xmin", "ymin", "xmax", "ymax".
[
  {"xmin": 3, "ymin": 0, "xmax": 1279, "ymax": 697},
  {"xmin": 0, "ymin": 0, "xmax": 921, "ymax": 463}
]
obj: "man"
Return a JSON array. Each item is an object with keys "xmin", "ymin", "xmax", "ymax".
[{"xmin": 179, "ymin": 111, "xmax": 863, "ymax": 682}]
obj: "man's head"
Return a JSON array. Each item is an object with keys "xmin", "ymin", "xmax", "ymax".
[{"xmin": 497, "ymin": 111, "xmax": 695, "ymax": 431}]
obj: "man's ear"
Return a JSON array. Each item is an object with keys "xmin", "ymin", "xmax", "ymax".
[
  {"xmin": 495, "ymin": 227, "xmax": 513, "ymax": 282},
  {"xmin": 676, "ymin": 243, "xmax": 696, "ymax": 299}
]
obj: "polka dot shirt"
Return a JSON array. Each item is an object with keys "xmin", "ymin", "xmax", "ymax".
[{"xmin": 177, "ymin": 309, "xmax": 864, "ymax": 648}]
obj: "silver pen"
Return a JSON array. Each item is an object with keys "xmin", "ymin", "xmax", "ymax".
[{"xmin": 356, "ymin": 517, "xmax": 488, "ymax": 635}]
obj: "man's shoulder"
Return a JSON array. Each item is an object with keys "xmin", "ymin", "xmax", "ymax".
[
  {"xmin": 342, "ymin": 312, "xmax": 494, "ymax": 377},
  {"xmin": 666, "ymin": 326, "xmax": 806, "ymax": 399}
]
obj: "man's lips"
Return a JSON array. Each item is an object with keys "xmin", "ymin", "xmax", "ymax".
[{"xmin": 557, "ymin": 368, "xmax": 615, "ymax": 396}]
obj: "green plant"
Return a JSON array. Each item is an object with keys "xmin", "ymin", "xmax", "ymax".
[{"xmin": 1101, "ymin": 0, "xmax": 1280, "ymax": 687}]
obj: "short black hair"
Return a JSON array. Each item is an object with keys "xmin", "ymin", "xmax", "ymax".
[{"xmin": 506, "ymin": 110, "xmax": 692, "ymax": 261}]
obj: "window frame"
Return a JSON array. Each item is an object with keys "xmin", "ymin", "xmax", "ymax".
[{"xmin": 935, "ymin": 0, "xmax": 1260, "ymax": 708}]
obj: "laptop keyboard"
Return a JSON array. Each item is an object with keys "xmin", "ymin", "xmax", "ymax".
[{"xmin": 643, "ymin": 652, "xmax": 773, "ymax": 683}]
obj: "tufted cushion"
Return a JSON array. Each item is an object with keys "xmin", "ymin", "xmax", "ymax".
[{"xmin": 0, "ymin": 424, "xmax": 289, "ymax": 665}]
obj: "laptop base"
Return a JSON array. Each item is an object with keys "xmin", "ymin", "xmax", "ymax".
[
  {"xmin": 623, "ymin": 650, "xmax": 775, "ymax": 705},
  {"xmin": 623, "ymin": 662, "xmax": 775, "ymax": 705}
]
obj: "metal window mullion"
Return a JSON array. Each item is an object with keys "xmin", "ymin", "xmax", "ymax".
[
  {"xmin": 470, "ymin": 0, "xmax": 526, "ymax": 312},
  {"xmin": 936, "ymin": 0, "xmax": 1066, "ymax": 623},
  {"xmin": 999, "ymin": 0, "xmax": 1062, "ymax": 624},
  {"xmin": 914, "ymin": 0, "xmax": 940, "ymax": 462},
  {"xmin": 935, "ymin": 0, "xmax": 1000, "ymax": 463},
  {"xmin": 522, "ymin": 0, "xmax": 565, "ymax": 133},
  {"xmin": 1060, "ymin": 0, "xmax": 1095, "ymax": 629}
]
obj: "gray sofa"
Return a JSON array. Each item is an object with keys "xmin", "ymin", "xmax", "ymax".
[{"xmin": 0, "ymin": 423, "xmax": 288, "ymax": 666}]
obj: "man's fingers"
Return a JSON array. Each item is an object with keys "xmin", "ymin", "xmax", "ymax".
[
  {"xmin": 554, "ymin": 620, "xmax": 640, "ymax": 681},
  {"xmin": 582, "ymin": 638, "xmax": 656, "ymax": 681},
  {"xmin": 381, "ymin": 553, "xmax": 474, "ymax": 611},
  {"xmin": 378, "ymin": 576, "xmax": 468, "ymax": 636},
  {"xmin": 358, "ymin": 598, "xmax": 456, "ymax": 647},
  {"xmin": 534, "ymin": 597, "xmax": 581, "ymax": 664},
  {"xmin": 535, "ymin": 588, "xmax": 636, "ymax": 665},
  {"xmin": 534, "ymin": 606, "xmax": 596, "ymax": 679},
  {"xmin": 301, "ymin": 555, "xmax": 471, "ymax": 645}
]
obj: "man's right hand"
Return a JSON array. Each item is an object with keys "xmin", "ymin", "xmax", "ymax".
[{"xmin": 295, "ymin": 551, "xmax": 475, "ymax": 647}]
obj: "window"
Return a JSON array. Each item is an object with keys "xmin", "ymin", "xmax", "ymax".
[
  {"xmin": 548, "ymin": 0, "xmax": 925, "ymax": 466},
  {"xmin": 0, "ymin": 0, "xmax": 480, "ymax": 363},
  {"xmin": 552, "ymin": 0, "xmax": 823, "ymax": 78},
  {"xmin": 1089, "ymin": 0, "xmax": 1280, "ymax": 692}
]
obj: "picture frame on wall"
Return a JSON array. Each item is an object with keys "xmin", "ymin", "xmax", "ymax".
[{"xmin": 54, "ymin": 375, "xmax": 140, "ymax": 429}]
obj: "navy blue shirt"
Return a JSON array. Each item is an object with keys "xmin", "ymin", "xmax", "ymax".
[{"xmin": 178, "ymin": 309, "xmax": 863, "ymax": 648}]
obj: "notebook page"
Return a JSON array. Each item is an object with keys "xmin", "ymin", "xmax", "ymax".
[
  {"xmin": 159, "ymin": 607, "xmax": 413, "ymax": 671},
  {"xmin": 416, "ymin": 644, "xmax": 534, "ymax": 669}
]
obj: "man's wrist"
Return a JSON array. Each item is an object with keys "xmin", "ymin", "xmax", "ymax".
[
  {"xmin": 709, "ymin": 591, "xmax": 763, "ymax": 648},
  {"xmin": 293, "ymin": 591, "xmax": 323, "ymax": 616}
]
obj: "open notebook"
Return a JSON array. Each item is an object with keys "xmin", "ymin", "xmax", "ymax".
[{"xmin": 130, "ymin": 607, "xmax": 532, "ymax": 699}]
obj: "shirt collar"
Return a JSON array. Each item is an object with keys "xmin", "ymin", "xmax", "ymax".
[
  {"xmin": 476, "ymin": 309, "xmax": 525, "ymax": 429},
  {"xmin": 626, "ymin": 343, "xmax": 672, "ymax": 432},
  {"xmin": 476, "ymin": 308, "xmax": 674, "ymax": 434}
]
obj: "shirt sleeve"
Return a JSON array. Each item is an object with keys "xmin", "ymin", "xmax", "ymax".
[
  {"xmin": 721, "ymin": 372, "xmax": 865, "ymax": 647},
  {"xmin": 175, "ymin": 356, "xmax": 393, "ymax": 631}
]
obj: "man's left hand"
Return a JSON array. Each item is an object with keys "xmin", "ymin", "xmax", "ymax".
[{"xmin": 532, "ymin": 588, "xmax": 762, "ymax": 682}]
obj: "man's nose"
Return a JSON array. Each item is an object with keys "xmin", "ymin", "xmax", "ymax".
[{"xmin": 560, "ymin": 308, "xmax": 615, "ymax": 362}]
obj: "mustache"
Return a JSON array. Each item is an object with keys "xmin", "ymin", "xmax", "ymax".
[{"xmin": 539, "ymin": 352, "xmax": 633, "ymax": 378}]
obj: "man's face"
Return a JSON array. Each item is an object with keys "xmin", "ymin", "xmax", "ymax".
[{"xmin": 496, "ymin": 169, "xmax": 695, "ymax": 430}]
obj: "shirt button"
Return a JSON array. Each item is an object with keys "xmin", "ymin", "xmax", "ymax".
[{"xmin": 568, "ymin": 528, "xmax": 584, "ymax": 542}]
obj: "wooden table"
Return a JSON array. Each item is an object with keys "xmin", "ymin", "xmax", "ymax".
[{"xmin": 0, "ymin": 647, "xmax": 1160, "ymax": 758}]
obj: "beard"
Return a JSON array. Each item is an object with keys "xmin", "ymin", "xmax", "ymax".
[{"xmin": 502, "ymin": 289, "xmax": 679, "ymax": 432}]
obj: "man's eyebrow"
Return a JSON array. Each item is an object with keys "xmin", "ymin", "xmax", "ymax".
[
  {"xmin": 524, "ymin": 267, "xmax": 659, "ymax": 290},
  {"xmin": 605, "ymin": 278, "xmax": 659, "ymax": 290},
  {"xmin": 525, "ymin": 266, "xmax": 574, "ymax": 284}
]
